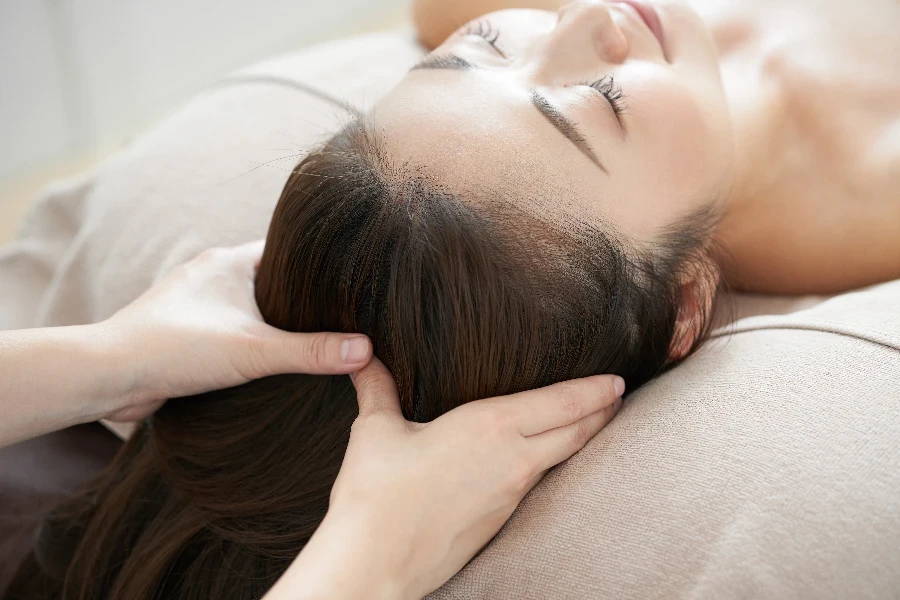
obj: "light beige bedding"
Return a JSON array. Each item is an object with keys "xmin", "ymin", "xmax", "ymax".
[{"xmin": 1, "ymin": 28, "xmax": 897, "ymax": 599}]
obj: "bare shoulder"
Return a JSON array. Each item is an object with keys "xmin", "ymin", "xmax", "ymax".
[
  {"xmin": 718, "ymin": 3, "xmax": 900, "ymax": 294},
  {"xmin": 720, "ymin": 96, "xmax": 900, "ymax": 294},
  {"xmin": 719, "ymin": 128, "xmax": 900, "ymax": 295}
]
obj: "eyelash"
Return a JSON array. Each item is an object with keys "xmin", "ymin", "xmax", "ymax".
[
  {"xmin": 583, "ymin": 76, "xmax": 628, "ymax": 115},
  {"xmin": 464, "ymin": 20, "xmax": 503, "ymax": 53},
  {"xmin": 464, "ymin": 22, "xmax": 628, "ymax": 116}
]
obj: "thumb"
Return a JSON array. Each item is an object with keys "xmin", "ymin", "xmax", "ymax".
[
  {"xmin": 263, "ymin": 330, "xmax": 372, "ymax": 375},
  {"xmin": 350, "ymin": 357, "xmax": 403, "ymax": 419}
]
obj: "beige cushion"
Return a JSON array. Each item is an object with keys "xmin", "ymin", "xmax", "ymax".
[
  {"xmin": 433, "ymin": 279, "xmax": 900, "ymax": 599},
  {"xmin": 1, "ymin": 28, "xmax": 897, "ymax": 599}
]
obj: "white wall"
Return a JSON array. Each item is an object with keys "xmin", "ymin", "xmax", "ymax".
[
  {"xmin": 0, "ymin": 2, "xmax": 74, "ymax": 181},
  {"xmin": 0, "ymin": 0, "xmax": 409, "ymax": 183}
]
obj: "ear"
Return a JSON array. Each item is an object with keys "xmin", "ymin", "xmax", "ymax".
[{"xmin": 668, "ymin": 279, "xmax": 704, "ymax": 361}]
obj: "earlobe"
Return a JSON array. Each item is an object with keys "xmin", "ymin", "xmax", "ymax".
[{"xmin": 668, "ymin": 279, "xmax": 703, "ymax": 361}]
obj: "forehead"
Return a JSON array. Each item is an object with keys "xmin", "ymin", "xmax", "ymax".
[{"xmin": 368, "ymin": 69, "xmax": 607, "ymax": 226}]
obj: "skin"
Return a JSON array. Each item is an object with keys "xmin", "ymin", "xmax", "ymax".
[
  {"xmin": 271, "ymin": 359, "xmax": 622, "ymax": 600},
  {"xmin": 375, "ymin": 1, "xmax": 736, "ymax": 245},
  {"xmin": 408, "ymin": 0, "xmax": 900, "ymax": 294},
  {"xmin": 0, "ymin": 241, "xmax": 374, "ymax": 448},
  {"xmin": 2, "ymin": 241, "xmax": 624, "ymax": 599}
]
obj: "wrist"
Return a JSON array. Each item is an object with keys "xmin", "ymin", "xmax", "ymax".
[
  {"xmin": 281, "ymin": 510, "xmax": 412, "ymax": 600},
  {"xmin": 85, "ymin": 320, "xmax": 146, "ymax": 419}
]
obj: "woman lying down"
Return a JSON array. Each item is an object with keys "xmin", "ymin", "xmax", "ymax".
[{"xmin": 7, "ymin": 0, "xmax": 898, "ymax": 597}]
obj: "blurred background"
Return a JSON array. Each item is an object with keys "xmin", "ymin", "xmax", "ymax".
[{"xmin": 0, "ymin": 0, "xmax": 411, "ymax": 243}]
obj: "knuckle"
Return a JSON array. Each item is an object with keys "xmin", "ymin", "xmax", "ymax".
[
  {"xmin": 245, "ymin": 332, "xmax": 268, "ymax": 357},
  {"xmin": 486, "ymin": 406, "xmax": 516, "ymax": 433},
  {"xmin": 507, "ymin": 456, "xmax": 536, "ymax": 493},
  {"xmin": 554, "ymin": 380, "xmax": 587, "ymax": 415},
  {"xmin": 236, "ymin": 334, "xmax": 269, "ymax": 379},
  {"xmin": 559, "ymin": 393, "xmax": 584, "ymax": 423},
  {"xmin": 302, "ymin": 334, "xmax": 330, "ymax": 370},
  {"xmin": 570, "ymin": 419, "xmax": 592, "ymax": 448}
]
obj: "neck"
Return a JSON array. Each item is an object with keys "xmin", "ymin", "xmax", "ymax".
[
  {"xmin": 714, "ymin": 31, "xmax": 793, "ymax": 222},
  {"xmin": 706, "ymin": 17, "xmax": 803, "ymax": 290}
]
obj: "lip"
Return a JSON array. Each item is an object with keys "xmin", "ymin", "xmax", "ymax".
[{"xmin": 608, "ymin": 0, "xmax": 667, "ymax": 57}]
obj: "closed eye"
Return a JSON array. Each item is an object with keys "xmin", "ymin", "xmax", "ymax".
[
  {"xmin": 463, "ymin": 20, "xmax": 507, "ymax": 58},
  {"xmin": 408, "ymin": 33, "xmax": 615, "ymax": 174},
  {"xmin": 584, "ymin": 76, "xmax": 627, "ymax": 117}
]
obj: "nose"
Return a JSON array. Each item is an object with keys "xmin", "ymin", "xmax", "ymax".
[{"xmin": 541, "ymin": 1, "xmax": 629, "ymax": 69}]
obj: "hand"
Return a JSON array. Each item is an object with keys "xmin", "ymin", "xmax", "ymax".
[
  {"xmin": 99, "ymin": 241, "xmax": 373, "ymax": 421},
  {"xmin": 291, "ymin": 359, "xmax": 624, "ymax": 600}
]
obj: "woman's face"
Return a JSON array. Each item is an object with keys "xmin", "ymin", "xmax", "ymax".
[{"xmin": 372, "ymin": 0, "xmax": 736, "ymax": 241}]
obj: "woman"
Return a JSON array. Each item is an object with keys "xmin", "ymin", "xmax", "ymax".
[
  {"xmin": 9, "ymin": 0, "xmax": 899, "ymax": 597},
  {"xmin": 412, "ymin": 0, "xmax": 900, "ymax": 295}
]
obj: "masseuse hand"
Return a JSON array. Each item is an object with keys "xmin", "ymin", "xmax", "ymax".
[
  {"xmin": 0, "ymin": 239, "xmax": 372, "ymax": 448},
  {"xmin": 275, "ymin": 359, "xmax": 625, "ymax": 600},
  {"xmin": 101, "ymin": 240, "xmax": 372, "ymax": 421}
]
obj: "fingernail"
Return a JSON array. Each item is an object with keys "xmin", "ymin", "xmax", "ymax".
[
  {"xmin": 614, "ymin": 397, "xmax": 622, "ymax": 411},
  {"xmin": 341, "ymin": 336, "xmax": 370, "ymax": 364},
  {"xmin": 613, "ymin": 376, "xmax": 626, "ymax": 398}
]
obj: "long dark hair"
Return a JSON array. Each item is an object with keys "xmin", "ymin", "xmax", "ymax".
[{"xmin": 6, "ymin": 121, "xmax": 720, "ymax": 599}]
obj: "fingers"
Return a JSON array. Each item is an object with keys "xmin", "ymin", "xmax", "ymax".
[
  {"xmin": 191, "ymin": 241, "xmax": 265, "ymax": 278},
  {"xmin": 231, "ymin": 239, "xmax": 266, "ymax": 261},
  {"xmin": 264, "ymin": 330, "xmax": 373, "ymax": 375},
  {"xmin": 230, "ymin": 240, "xmax": 266, "ymax": 275},
  {"xmin": 525, "ymin": 397, "xmax": 622, "ymax": 472},
  {"xmin": 221, "ymin": 240, "xmax": 373, "ymax": 377},
  {"xmin": 493, "ymin": 375, "xmax": 625, "ymax": 437},
  {"xmin": 349, "ymin": 357, "xmax": 403, "ymax": 418},
  {"xmin": 177, "ymin": 242, "xmax": 265, "ymax": 291}
]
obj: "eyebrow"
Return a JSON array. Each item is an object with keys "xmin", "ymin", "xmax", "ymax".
[
  {"xmin": 410, "ymin": 52, "xmax": 608, "ymax": 174},
  {"xmin": 529, "ymin": 90, "xmax": 608, "ymax": 174},
  {"xmin": 411, "ymin": 53, "xmax": 475, "ymax": 71}
]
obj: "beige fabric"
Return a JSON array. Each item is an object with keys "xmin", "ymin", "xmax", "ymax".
[
  {"xmin": 0, "ymin": 30, "xmax": 422, "ymax": 331},
  {"xmin": 432, "ymin": 279, "xmax": 900, "ymax": 599},
  {"xmin": 0, "ymin": 28, "xmax": 897, "ymax": 599}
]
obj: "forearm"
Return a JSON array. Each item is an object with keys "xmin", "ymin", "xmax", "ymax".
[
  {"xmin": 264, "ymin": 511, "xmax": 409, "ymax": 600},
  {"xmin": 413, "ymin": 0, "xmax": 566, "ymax": 49},
  {"xmin": 0, "ymin": 324, "xmax": 128, "ymax": 447}
]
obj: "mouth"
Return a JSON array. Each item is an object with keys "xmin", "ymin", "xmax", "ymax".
[{"xmin": 608, "ymin": 0, "xmax": 667, "ymax": 58}]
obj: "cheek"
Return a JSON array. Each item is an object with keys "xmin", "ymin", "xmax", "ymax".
[{"xmin": 628, "ymin": 73, "xmax": 734, "ymax": 197}]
